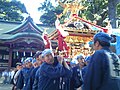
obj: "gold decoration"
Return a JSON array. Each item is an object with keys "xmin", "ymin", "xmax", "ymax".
[{"xmin": 57, "ymin": 0, "xmax": 86, "ymax": 19}]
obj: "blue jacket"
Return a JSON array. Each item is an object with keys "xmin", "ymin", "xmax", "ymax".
[
  {"xmin": 32, "ymin": 66, "xmax": 41, "ymax": 90},
  {"xmin": 82, "ymin": 65, "xmax": 88, "ymax": 81},
  {"xmin": 70, "ymin": 65, "xmax": 83, "ymax": 90},
  {"xmin": 27, "ymin": 66, "xmax": 39, "ymax": 90},
  {"xmin": 83, "ymin": 47, "xmax": 120, "ymax": 90},
  {"xmin": 37, "ymin": 60, "xmax": 72, "ymax": 90},
  {"xmin": 16, "ymin": 67, "xmax": 33, "ymax": 90}
]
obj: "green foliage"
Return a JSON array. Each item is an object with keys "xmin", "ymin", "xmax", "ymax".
[
  {"xmin": 117, "ymin": 3, "xmax": 120, "ymax": 17},
  {"xmin": 79, "ymin": 0, "xmax": 108, "ymax": 26},
  {"xmin": 40, "ymin": 10, "xmax": 56, "ymax": 26},
  {"xmin": 39, "ymin": 0, "xmax": 120, "ymax": 26},
  {"xmin": 0, "ymin": 0, "xmax": 27, "ymax": 21},
  {"xmin": 54, "ymin": 5, "xmax": 63, "ymax": 15},
  {"xmin": 38, "ymin": 0, "xmax": 57, "ymax": 26},
  {"xmin": 38, "ymin": 0, "xmax": 55, "ymax": 13}
]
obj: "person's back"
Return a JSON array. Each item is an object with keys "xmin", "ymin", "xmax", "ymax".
[
  {"xmin": 97, "ymin": 48, "xmax": 120, "ymax": 90},
  {"xmin": 83, "ymin": 32, "xmax": 120, "ymax": 90},
  {"xmin": 91, "ymin": 48, "xmax": 120, "ymax": 90}
]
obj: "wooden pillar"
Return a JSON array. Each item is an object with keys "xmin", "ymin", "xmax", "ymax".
[{"xmin": 8, "ymin": 48, "xmax": 12, "ymax": 68}]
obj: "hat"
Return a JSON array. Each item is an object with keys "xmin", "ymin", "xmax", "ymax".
[
  {"xmin": 70, "ymin": 61, "xmax": 76, "ymax": 65},
  {"xmin": 16, "ymin": 62, "xmax": 22, "ymax": 66},
  {"xmin": 76, "ymin": 54, "xmax": 84, "ymax": 60},
  {"xmin": 33, "ymin": 51, "xmax": 42, "ymax": 58},
  {"xmin": 70, "ymin": 59, "xmax": 79, "ymax": 65},
  {"xmin": 42, "ymin": 49, "xmax": 53, "ymax": 57},
  {"xmin": 94, "ymin": 32, "xmax": 112, "ymax": 43},
  {"xmin": 32, "ymin": 59, "xmax": 37, "ymax": 64},
  {"xmin": 24, "ymin": 57, "xmax": 33, "ymax": 63}
]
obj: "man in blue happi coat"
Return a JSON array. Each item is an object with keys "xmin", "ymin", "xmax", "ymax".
[
  {"xmin": 16, "ymin": 57, "xmax": 33, "ymax": 90},
  {"xmin": 37, "ymin": 49, "xmax": 72, "ymax": 90},
  {"xmin": 27, "ymin": 51, "xmax": 43, "ymax": 90},
  {"xmin": 83, "ymin": 32, "xmax": 120, "ymax": 90},
  {"xmin": 70, "ymin": 54, "xmax": 85, "ymax": 90},
  {"xmin": 26, "ymin": 59, "xmax": 38, "ymax": 90}
]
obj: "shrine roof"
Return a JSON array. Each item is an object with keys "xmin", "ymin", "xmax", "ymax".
[
  {"xmin": 0, "ymin": 16, "xmax": 55, "ymax": 40},
  {"xmin": 0, "ymin": 33, "xmax": 43, "ymax": 41},
  {"xmin": 0, "ymin": 20, "xmax": 21, "ymax": 34}
]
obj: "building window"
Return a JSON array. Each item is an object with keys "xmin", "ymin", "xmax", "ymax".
[{"xmin": 3, "ymin": 55, "xmax": 9, "ymax": 60}]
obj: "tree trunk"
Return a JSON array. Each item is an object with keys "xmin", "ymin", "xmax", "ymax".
[{"xmin": 108, "ymin": 0, "xmax": 117, "ymax": 28}]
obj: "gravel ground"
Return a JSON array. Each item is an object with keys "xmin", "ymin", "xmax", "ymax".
[
  {"xmin": 0, "ymin": 76, "xmax": 12, "ymax": 90},
  {"xmin": 0, "ymin": 84, "xmax": 12, "ymax": 90}
]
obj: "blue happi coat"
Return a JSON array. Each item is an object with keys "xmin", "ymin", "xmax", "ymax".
[
  {"xmin": 37, "ymin": 59, "xmax": 72, "ymax": 90},
  {"xmin": 70, "ymin": 65, "xmax": 83, "ymax": 90},
  {"xmin": 16, "ymin": 67, "xmax": 33, "ymax": 90},
  {"xmin": 26, "ymin": 66, "xmax": 39, "ymax": 90},
  {"xmin": 83, "ymin": 47, "xmax": 120, "ymax": 90}
]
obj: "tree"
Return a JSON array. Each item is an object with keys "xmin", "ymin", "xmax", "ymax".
[
  {"xmin": 116, "ymin": 1, "xmax": 120, "ymax": 13},
  {"xmin": 39, "ymin": 0, "xmax": 120, "ymax": 27},
  {"xmin": 117, "ymin": 3, "xmax": 120, "ymax": 17},
  {"xmin": 38, "ymin": 0, "xmax": 64, "ymax": 26},
  {"xmin": 0, "ymin": 0, "xmax": 28, "ymax": 21},
  {"xmin": 39, "ymin": 0, "xmax": 108, "ymax": 26},
  {"xmin": 38, "ymin": 0, "xmax": 55, "ymax": 26},
  {"xmin": 79, "ymin": 0, "xmax": 108, "ymax": 26},
  {"xmin": 108, "ymin": 0, "xmax": 120, "ymax": 28},
  {"xmin": 82, "ymin": 0, "xmax": 120, "ymax": 28}
]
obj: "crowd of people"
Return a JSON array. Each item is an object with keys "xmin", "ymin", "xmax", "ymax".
[{"xmin": 3, "ymin": 32, "xmax": 120, "ymax": 90}]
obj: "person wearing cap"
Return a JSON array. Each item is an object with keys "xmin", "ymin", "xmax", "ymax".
[
  {"xmin": 11, "ymin": 63, "xmax": 22, "ymax": 90},
  {"xmin": 33, "ymin": 51, "xmax": 43, "ymax": 65},
  {"xmin": 28, "ymin": 51, "xmax": 43, "ymax": 90},
  {"xmin": 83, "ymin": 32, "xmax": 120, "ymax": 90},
  {"xmin": 37, "ymin": 49, "xmax": 72, "ymax": 90},
  {"xmin": 16, "ymin": 57, "xmax": 34, "ymax": 90},
  {"xmin": 70, "ymin": 54, "xmax": 85, "ymax": 90},
  {"xmin": 32, "ymin": 51, "xmax": 45, "ymax": 90},
  {"xmin": 31, "ymin": 59, "xmax": 38, "ymax": 68},
  {"xmin": 14, "ymin": 63, "xmax": 22, "ymax": 82},
  {"xmin": 81, "ymin": 56, "xmax": 91, "ymax": 81},
  {"xmin": 76, "ymin": 54, "xmax": 86, "ymax": 69},
  {"xmin": 26, "ymin": 59, "xmax": 38, "ymax": 90}
]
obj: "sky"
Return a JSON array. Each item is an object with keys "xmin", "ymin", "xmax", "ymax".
[
  {"xmin": 18, "ymin": 0, "xmax": 57, "ymax": 24},
  {"xmin": 18, "ymin": 0, "xmax": 44, "ymax": 24}
]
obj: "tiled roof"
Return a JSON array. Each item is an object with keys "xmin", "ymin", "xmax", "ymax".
[{"xmin": 0, "ymin": 17, "xmax": 56, "ymax": 40}]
